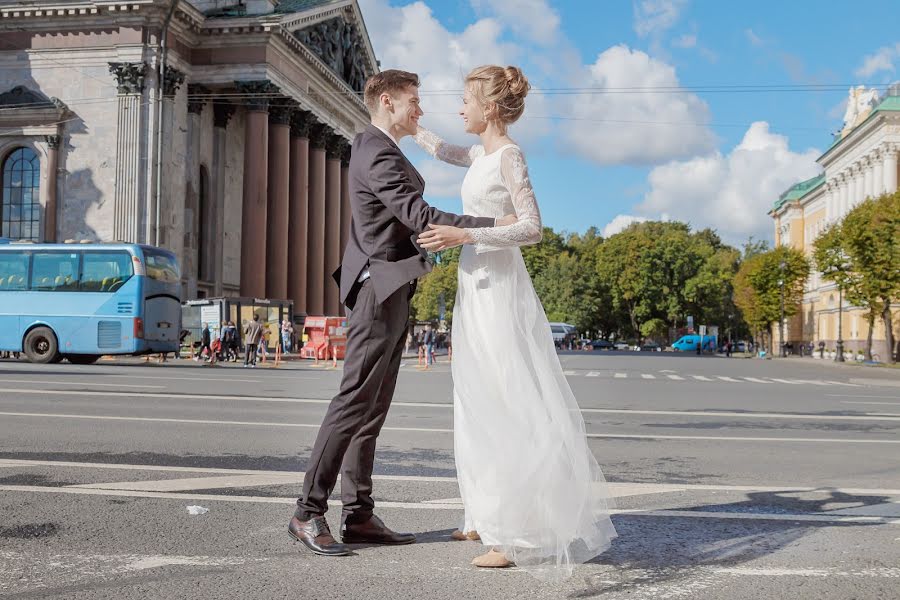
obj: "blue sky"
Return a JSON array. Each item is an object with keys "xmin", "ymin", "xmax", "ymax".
[{"xmin": 357, "ymin": 0, "xmax": 900, "ymax": 245}]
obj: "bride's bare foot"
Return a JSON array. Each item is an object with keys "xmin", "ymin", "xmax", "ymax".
[
  {"xmin": 471, "ymin": 549, "xmax": 511, "ymax": 568},
  {"xmin": 451, "ymin": 529, "xmax": 481, "ymax": 541}
]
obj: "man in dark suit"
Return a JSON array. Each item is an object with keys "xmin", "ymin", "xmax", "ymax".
[{"xmin": 289, "ymin": 70, "xmax": 514, "ymax": 556}]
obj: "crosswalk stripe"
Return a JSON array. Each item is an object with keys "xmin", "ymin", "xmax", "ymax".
[
  {"xmin": 666, "ymin": 374, "xmax": 685, "ymax": 380},
  {"xmin": 769, "ymin": 378, "xmax": 803, "ymax": 385},
  {"xmin": 641, "ymin": 374, "xmax": 656, "ymax": 379},
  {"xmin": 586, "ymin": 371, "xmax": 602, "ymax": 377},
  {"xmin": 717, "ymin": 376, "xmax": 740, "ymax": 382},
  {"xmin": 692, "ymin": 375, "xmax": 714, "ymax": 381},
  {"xmin": 742, "ymin": 377, "xmax": 770, "ymax": 383},
  {"xmin": 563, "ymin": 370, "xmax": 577, "ymax": 376},
  {"xmin": 824, "ymin": 380, "xmax": 862, "ymax": 387},
  {"xmin": 614, "ymin": 373, "xmax": 627, "ymax": 379}
]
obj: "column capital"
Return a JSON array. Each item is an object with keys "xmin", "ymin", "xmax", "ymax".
[
  {"xmin": 269, "ymin": 99, "xmax": 297, "ymax": 126},
  {"xmin": 163, "ymin": 66, "xmax": 186, "ymax": 98},
  {"xmin": 290, "ymin": 110, "xmax": 316, "ymax": 138},
  {"xmin": 108, "ymin": 62, "xmax": 147, "ymax": 95},
  {"xmin": 235, "ymin": 80, "xmax": 280, "ymax": 112},
  {"xmin": 44, "ymin": 134, "xmax": 62, "ymax": 149},
  {"xmin": 325, "ymin": 133, "xmax": 346, "ymax": 158},
  {"xmin": 309, "ymin": 123, "xmax": 333, "ymax": 149},
  {"xmin": 187, "ymin": 84, "xmax": 209, "ymax": 114},
  {"xmin": 213, "ymin": 101, "xmax": 236, "ymax": 128}
]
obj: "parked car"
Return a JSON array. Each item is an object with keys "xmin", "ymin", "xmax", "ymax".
[
  {"xmin": 640, "ymin": 342, "xmax": 662, "ymax": 352},
  {"xmin": 672, "ymin": 334, "xmax": 717, "ymax": 352},
  {"xmin": 590, "ymin": 339, "xmax": 614, "ymax": 350},
  {"xmin": 613, "ymin": 341, "xmax": 631, "ymax": 351}
]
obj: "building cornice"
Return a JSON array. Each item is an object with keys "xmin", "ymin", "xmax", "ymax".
[{"xmin": 819, "ymin": 107, "xmax": 900, "ymax": 167}]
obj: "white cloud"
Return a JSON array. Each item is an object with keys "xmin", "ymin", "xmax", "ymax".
[
  {"xmin": 633, "ymin": 0, "xmax": 687, "ymax": 38},
  {"xmin": 560, "ymin": 45, "xmax": 716, "ymax": 165},
  {"xmin": 470, "ymin": 0, "xmax": 560, "ymax": 46},
  {"xmin": 602, "ymin": 214, "xmax": 649, "ymax": 238},
  {"xmin": 745, "ymin": 28, "xmax": 764, "ymax": 47},
  {"xmin": 855, "ymin": 43, "xmax": 900, "ymax": 78},
  {"xmin": 672, "ymin": 33, "xmax": 697, "ymax": 49},
  {"xmin": 414, "ymin": 159, "xmax": 467, "ymax": 198},
  {"xmin": 637, "ymin": 122, "xmax": 821, "ymax": 244}
]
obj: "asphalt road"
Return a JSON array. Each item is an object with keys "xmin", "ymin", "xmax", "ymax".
[{"xmin": 1, "ymin": 352, "xmax": 898, "ymax": 599}]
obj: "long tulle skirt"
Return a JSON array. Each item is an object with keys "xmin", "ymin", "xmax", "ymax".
[{"xmin": 451, "ymin": 245, "xmax": 617, "ymax": 581}]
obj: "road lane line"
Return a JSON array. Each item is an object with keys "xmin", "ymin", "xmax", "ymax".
[
  {"xmin": 769, "ymin": 378, "xmax": 803, "ymax": 385},
  {"xmin": 716, "ymin": 376, "xmax": 740, "ymax": 382},
  {"xmin": 641, "ymin": 374, "xmax": 656, "ymax": 379},
  {"xmin": 577, "ymin": 408, "xmax": 900, "ymax": 421},
  {"xmin": 824, "ymin": 380, "xmax": 862, "ymax": 387},
  {"xmin": 563, "ymin": 370, "xmax": 577, "ymax": 375},
  {"xmin": 0, "ymin": 379, "xmax": 164, "ymax": 389},
  {"xmin": 2, "ymin": 412, "xmax": 898, "ymax": 443},
  {"xmin": 586, "ymin": 371, "xmax": 602, "ymax": 377},
  {"xmin": 691, "ymin": 376, "xmax": 714, "ymax": 381},
  {"xmin": 742, "ymin": 377, "xmax": 771, "ymax": 383},
  {"xmin": 666, "ymin": 375, "xmax": 685, "ymax": 380},
  {"xmin": 842, "ymin": 401, "xmax": 900, "ymax": 406},
  {"xmin": 614, "ymin": 373, "xmax": 627, "ymax": 378},
  {"xmin": 0, "ymin": 485, "xmax": 897, "ymax": 524}
]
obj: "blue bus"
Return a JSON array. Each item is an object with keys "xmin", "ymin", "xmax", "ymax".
[{"xmin": 0, "ymin": 241, "xmax": 182, "ymax": 364}]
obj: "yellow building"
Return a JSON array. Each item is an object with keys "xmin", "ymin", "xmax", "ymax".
[{"xmin": 770, "ymin": 86, "xmax": 899, "ymax": 361}]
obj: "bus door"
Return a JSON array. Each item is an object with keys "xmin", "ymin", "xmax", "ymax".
[{"xmin": 141, "ymin": 249, "xmax": 182, "ymax": 350}]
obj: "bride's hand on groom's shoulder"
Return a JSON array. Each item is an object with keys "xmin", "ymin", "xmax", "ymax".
[
  {"xmin": 418, "ymin": 224, "xmax": 472, "ymax": 251},
  {"xmin": 497, "ymin": 214, "xmax": 518, "ymax": 226}
]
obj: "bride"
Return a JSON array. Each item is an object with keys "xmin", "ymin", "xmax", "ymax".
[{"xmin": 413, "ymin": 65, "xmax": 617, "ymax": 580}]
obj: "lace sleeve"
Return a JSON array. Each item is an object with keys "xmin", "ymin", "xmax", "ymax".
[
  {"xmin": 413, "ymin": 126, "xmax": 480, "ymax": 167},
  {"xmin": 466, "ymin": 146, "xmax": 543, "ymax": 254}
]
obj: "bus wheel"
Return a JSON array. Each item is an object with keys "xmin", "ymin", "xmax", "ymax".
[
  {"xmin": 23, "ymin": 327, "xmax": 60, "ymax": 364},
  {"xmin": 66, "ymin": 354, "xmax": 100, "ymax": 365}
]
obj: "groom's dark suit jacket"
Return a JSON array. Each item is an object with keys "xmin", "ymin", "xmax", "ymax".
[{"xmin": 334, "ymin": 124, "xmax": 495, "ymax": 309}]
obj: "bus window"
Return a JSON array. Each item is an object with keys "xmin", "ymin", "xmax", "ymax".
[
  {"xmin": 144, "ymin": 249, "xmax": 180, "ymax": 283},
  {"xmin": 0, "ymin": 251, "xmax": 28, "ymax": 290},
  {"xmin": 81, "ymin": 252, "xmax": 134, "ymax": 292},
  {"xmin": 31, "ymin": 252, "xmax": 79, "ymax": 291}
]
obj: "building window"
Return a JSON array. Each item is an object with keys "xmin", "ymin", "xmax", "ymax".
[{"xmin": 1, "ymin": 147, "xmax": 41, "ymax": 241}]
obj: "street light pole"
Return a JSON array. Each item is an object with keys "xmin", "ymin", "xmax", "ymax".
[{"xmin": 835, "ymin": 283, "xmax": 845, "ymax": 362}]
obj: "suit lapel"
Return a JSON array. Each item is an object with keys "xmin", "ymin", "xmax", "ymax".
[{"xmin": 365, "ymin": 124, "xmax": 425, "ymax": 192}]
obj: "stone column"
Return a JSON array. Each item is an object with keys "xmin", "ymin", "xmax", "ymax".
[
  {"xmin": 872, "ymin": 149, "xmax": 884, "ymax": 197},
  {"xmin": 265, "ymin": 101, "xmax": 294, "ymax": 300},
  {"xmin": 237, "ymin": 80, "xmax": 278, "ymax": 298},
  {"xmin": 824, "ymin": 183, "xmax": 835, "ymax": 223},
  {"xmin": 306, "ymin": 122, "xmax": 329, "ymax": 316},
  {"xmin": 212, "ymin": 101, "xmax": 235, "ymax": 296},
  {"xmin": 837, "ymin": 175, "xmax": 847, "ymax": 220},
  {"xmin": 863, "ymin": 158, "xmax": 874, "ymax": 200},
  {"xmin": 884, "ymin": 144, "xmax": 899, "ymax": 194},
  {"xmin": 288, "ymin": 111, "xmax": 314, "ymax": 315},
  {"xmin": 324, "ymin": 134, "xmax": 344, "ymax": 316},
  {"xmin": 43, "ymin": 134, "xmax": 61, "ymax": 242},
  {"xmin": 158, "ymin": 67, "xmax": 185, "ymax": 248},
  {"xmin": 109, "ymin": 62, "xmax": 147, "ymax": 243},
  {"xmin": 854, "ymin": 165, "xmax": 865, "ymax": 208},
  {"xmin": 184, "ymin": 84, "xmax": 205, "ymax": 300}
]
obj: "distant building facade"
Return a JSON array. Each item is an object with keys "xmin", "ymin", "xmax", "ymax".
[
  {"xmin": 770, "ymin": 85, "xmax": 900, "ymax": 359},
  {"xmin": 0, "ymin": 0, "xmax": 379, "ymax": 316}
]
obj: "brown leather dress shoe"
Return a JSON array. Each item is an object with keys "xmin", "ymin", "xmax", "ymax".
[
  {"xmin": 341, "ymin": 514, "xmax": 416, "ymax": 545},
  {"xmin": 288, "ymin": 516, "xmax": 351, "ymax": 556}
]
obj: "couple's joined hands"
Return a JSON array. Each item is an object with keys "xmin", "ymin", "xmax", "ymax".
[{"xmin": 417, "ymin": 214, "xmax": 518, "ymax": 251}]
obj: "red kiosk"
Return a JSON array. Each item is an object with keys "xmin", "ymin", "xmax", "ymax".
[{"xmin": 300, "ymin": 316, "xmax": 347, "ymax": 360}]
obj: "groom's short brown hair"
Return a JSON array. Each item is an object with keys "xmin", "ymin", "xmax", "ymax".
[{"xmin": 363, "ymin": 70, "xmax": 420, "ymax": 114}]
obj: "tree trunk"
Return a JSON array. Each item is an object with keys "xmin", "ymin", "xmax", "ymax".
[
  {"xmin": 882, "ymin": 298, "xmax": 895, "ymax": 363},
  {"xmin": 865, "ymin": 309, "xmax": 876, "ymax": 361}
]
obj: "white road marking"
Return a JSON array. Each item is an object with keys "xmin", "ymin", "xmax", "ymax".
[
  {"xmin": 0, "ymin": 485, "xmax": 897, "ymax": 524},
  {"xmin": 842, "ymin": 401, "xmax": 900, "ymax": 406},
  {"xmin": 640, "ymin": 374, "xmax": 656, "ymax": 379},
  {"xmin": 769, "ymin": 378, "xmax": 802, "ymax": 385},
  {"xmin": 577, "ymin": 408, "xmax": 900, "ymax": 422},
  {"xmin": 0, "ymin": 379, "xmax": 164, "ymax": 389},
  {"xmin": 586, "ymin": 371, "xmax": 602, "ymax": 377},
  {"xmin": 824, "ymin": 380, "xmax": 863, "ymax": 387},
  {"xmin": 563, "ymin": 370, "xmax": 577, "ymax": 375},
  {"xmin": 614, "ymin": 373, "xmax": 627, "ymax": 378},
  {"xmin": 742, "ymin": 377, "xmax": 771, "ymax": 383},
  {"xmin": 2, "ymin": 412, "xmax": 897, "ymax": 443},
  {"xmin": 716, "ymin": 376, "xmax": 740, "ymax": 382},
  {"xmin": 691, "ymin": 376, "xmax": 714, "ymax": 381},
  {"xmin": 713, "ymin": 567, "xmax": 900, "ymax": 578},
  {"xmin": 666, "ymin": 374, "xmax": 685, "ymax": 380}
]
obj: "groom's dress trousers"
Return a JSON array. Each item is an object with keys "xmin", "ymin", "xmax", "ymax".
[{"xmin": 295, "ymin": 125, "xmax": 494, "ymax": 523}]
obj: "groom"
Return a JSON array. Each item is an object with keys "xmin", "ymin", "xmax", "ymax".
[{"xmin": 289, "ymin": 69, "xmax": 512, "ymax": 556}]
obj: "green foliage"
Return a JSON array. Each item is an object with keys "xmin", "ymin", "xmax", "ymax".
[{"xmin": 411, "ymin": 262, "xmax": 458, "ymax": 325}]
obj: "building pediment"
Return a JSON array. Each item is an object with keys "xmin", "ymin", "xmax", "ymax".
[
  {"xmin": 292, "ymin": 15, "xmax": 369, "ymax": 92},
  {"xmin": 0, "ymin": 86, "xmax": 68, "ymax": 128}
]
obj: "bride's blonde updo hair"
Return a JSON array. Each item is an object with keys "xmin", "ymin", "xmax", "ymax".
[{"xmin": 465, "ymin": 65, "xmax": 530, "ymax": 128}]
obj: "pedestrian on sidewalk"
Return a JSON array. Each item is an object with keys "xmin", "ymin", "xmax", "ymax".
[
  {"xmin": 423, "ymin": 324, "xmax": 435, "ymax": 368},
  {"xmin": 243, "ymin": 314, "xmax": 264, "ymax": 367},
  {"xmin": 725, "ymin": 340, "xmax": 732, "ymax": 358},
  {"xmin": 198, "ymin": 323, "xmax": 212, "ymax": 362},
  {"xmin": 281, "ymin": 319, "xmax": 294, "ymax": 354}
]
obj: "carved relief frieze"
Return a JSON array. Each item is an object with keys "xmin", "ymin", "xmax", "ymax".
[{"xmin": 294, "ymin": 16, "xmax": 369, "ymax": 92}]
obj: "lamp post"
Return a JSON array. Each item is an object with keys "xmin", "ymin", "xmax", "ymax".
[
  {"xmin": 835, "ymin": 283, "xmax": 845, "ymax": 362},
  {"xmin": 824, "ymin": 249, "xmax": 850, "ymax": 363},
  {"xmin": 778, "ymin": 260, "xmax": 786, "ymax": 358}
]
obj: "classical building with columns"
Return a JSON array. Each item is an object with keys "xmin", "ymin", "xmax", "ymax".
[
  {"xmin": 770, "ymin": 85, "xmax": 900, "ymax": 359},
  {"xmin": 0, "ymin": 0, "xmax": 376, "ymax": 317}
]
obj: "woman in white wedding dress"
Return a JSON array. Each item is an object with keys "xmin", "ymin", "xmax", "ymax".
[{"xmin": 413, "ymin": 65, "xmax": 617, "ymax": 581}]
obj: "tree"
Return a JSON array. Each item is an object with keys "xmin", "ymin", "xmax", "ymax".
[
  {"xmin": 411, "ymin": 262, "xmax": 458, "ymax": 326},
  {"xmin": 733, "ymin": 246, "xmax": 809, "ymax": 353},
  {"xmin": 840, "ymin": 192, "xmax": 900, "ymax": 362},
  {"xmin": 521, "ymin": 226, "xmax": 566, "ymax": 280}
]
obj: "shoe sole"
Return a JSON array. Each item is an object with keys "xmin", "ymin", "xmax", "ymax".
[
  {"xmin": 288, "ymin": 529, "xmax": 352, "ymax": 556},
  {"xmin": 341, "ymin": 537, "xmax": 416, "ymax": 546}
]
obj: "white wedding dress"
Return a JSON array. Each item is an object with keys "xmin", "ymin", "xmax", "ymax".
[{"xmin": 414, "ymin": 129, "xmax": 617, "ymax": 581}]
